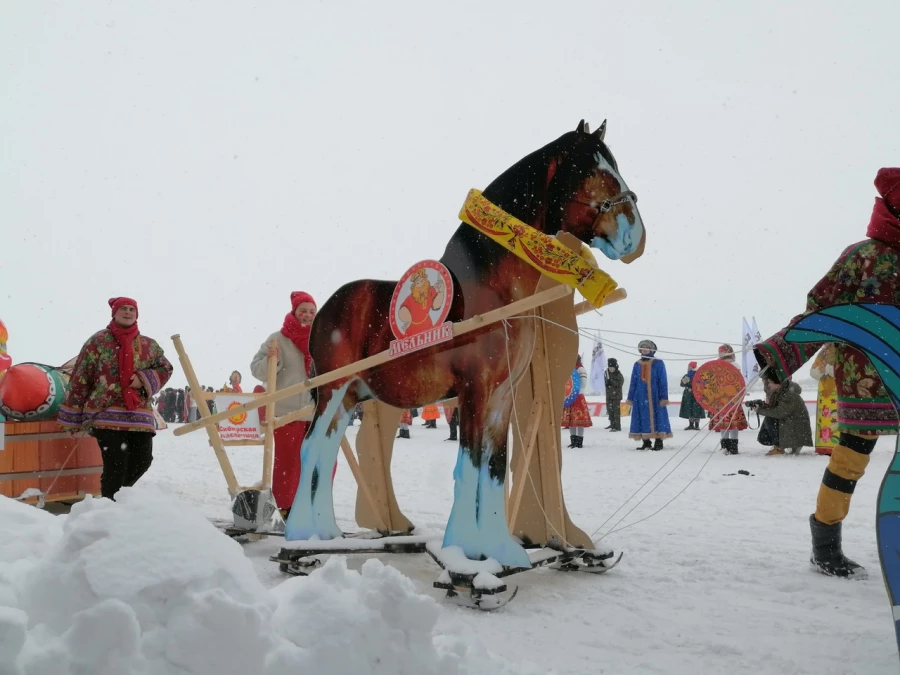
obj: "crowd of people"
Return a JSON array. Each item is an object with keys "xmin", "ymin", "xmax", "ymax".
[{"xmin": 54, "ymin": 167, "xmax": 900, "ymax": 580}]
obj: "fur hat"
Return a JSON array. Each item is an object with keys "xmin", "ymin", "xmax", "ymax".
[
  {"xmin": 638, "ymin": 339, "xmax": 658, "ymax": 354},
  {"xmin": 608, "ymin": 358, "xmax": 618, "ymax": 368}
]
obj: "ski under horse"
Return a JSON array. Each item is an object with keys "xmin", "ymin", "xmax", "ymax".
[{"xmin": 288, "ymin": 120, "xmax": 646, "ymax": 567}]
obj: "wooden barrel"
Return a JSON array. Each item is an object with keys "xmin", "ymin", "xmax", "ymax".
[{"xmin": 0, "ymin": 420, "xmax": 102, "ymax": 502}]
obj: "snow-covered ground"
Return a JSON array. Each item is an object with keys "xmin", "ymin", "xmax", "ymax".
[{"xmin": 3, "ymin": 413, "xmax": 899, "ymax": 674}]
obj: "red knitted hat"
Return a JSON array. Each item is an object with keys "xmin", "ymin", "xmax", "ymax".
[
  {"xmin": 290, "ymin": 291, "xmax": 316, "ymax": 312},
  {"xmin": 689, "ymin": 361, "xmax": 698, "ymax": 369},
  {"xmin": 109, "ymin": 297, "xmax": 138, "ymax": 318},
  {"xmin": 875, "ymin": 168, "xmax": 900, "ymax": 213}
]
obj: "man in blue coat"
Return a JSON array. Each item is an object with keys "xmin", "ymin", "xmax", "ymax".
[{"xmin": 626, "ymin": 340, "xmax": 672, "ymax": 450}]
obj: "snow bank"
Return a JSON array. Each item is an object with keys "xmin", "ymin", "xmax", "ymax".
[{"xmin": 0, "ymin": 487, "xmax": 519, "ymax": 675}]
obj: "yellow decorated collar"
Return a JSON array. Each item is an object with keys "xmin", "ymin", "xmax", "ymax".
[{"xmin": 458, "ymin": 189, "xmax": 617, "ymax": 308}]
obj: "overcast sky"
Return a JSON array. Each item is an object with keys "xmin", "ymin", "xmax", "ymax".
[{"xmin": 2, "ymin": 1, "xmax": 899, "ymax": 390}]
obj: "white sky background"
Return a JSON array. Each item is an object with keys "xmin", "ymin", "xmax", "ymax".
[{"xmin": 2, "ymin": 1, "xmax": 899, "ymax": 390}]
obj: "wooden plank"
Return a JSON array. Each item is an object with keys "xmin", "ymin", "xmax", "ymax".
[
  {"xmin": 262, "ymin": 339, "xmax": 278, "ymax": 489},
  {"xmin": 174, "ymin": 284, "xmax": 574, "ymax": 437},
  {"xmin": 5, "ymin": 432, "xmax": 72, "ymax": 442},
  {"xmin": 0, "ymin": 465, "xmax": 103, "ymax": 481},
  {"xmin": 340, "ymin": 436, "xmax": 388, "ymax": 532},
  {"xmin": 171, "ymin": 336, "xmax": 240, "ymax": 494},
  {"xmin": 507, "ymin": 398, "xmax": 542, "ymax": 533}
]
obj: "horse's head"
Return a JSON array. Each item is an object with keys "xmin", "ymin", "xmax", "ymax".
[{"xmin": 544, "ymin": 120, "xmax": 645, "ymax": 263}]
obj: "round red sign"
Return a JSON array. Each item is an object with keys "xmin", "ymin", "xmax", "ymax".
[{"xmin": 389, "ymin": 260, "xmax": 454, "ymax": 340}]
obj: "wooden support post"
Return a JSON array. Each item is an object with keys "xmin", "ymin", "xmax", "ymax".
[
  {"xmin": 354, "ymin": 400, "xmax": 413, "ymax": 534},
  {"xmin": 340, "ymin": 436, "xmax": 388, "ymax": 532},
  {"xmin": 507, "ymin": 397, "xmax": 543, "ymax": 533},
  {"xmin": 261, "ymin": 339, "xmax": 277, "ymax": 489},
  {"xmin": 171, "ymin": 335, "xmax": 239, "ymax": 495},
  {"xmin": 174, "ymin": 283, "xmax": 574, "ymax": 437}
]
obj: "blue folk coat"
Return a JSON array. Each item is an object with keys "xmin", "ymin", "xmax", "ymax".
[{"xmin": 627, "ymin": 358, "xmax": 673, "ymax": 439}]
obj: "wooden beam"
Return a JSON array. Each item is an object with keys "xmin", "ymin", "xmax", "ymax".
[
  {"xmin": 171, "ymin": 335, "xmax": 240, "ymax": 494},
  {"xmin": 262, "ymin": 339, "xmax": 278, "ymax": 489},
  {"xmin": 174, "ymin": 283, "xmax": 574, "ymax": 437}
]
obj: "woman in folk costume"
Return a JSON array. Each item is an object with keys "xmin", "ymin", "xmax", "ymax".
[
  {"xmin": 59, "ymin": 297, "xmax": 173, "ymax": 499},
  {"xmin": 754, "ymin": 168, "xmax": 900, "ymax": 579},
  {"xmin": 809, "ymin": 344, "xmax": 839, "ymax": 457},
  {"xmin": 708, "ymin": 344, "xmax": 748, "ymax": 455},
  {"xmin": 225, "ymin": 370, "xmax": 243, "ymax": 393},
  {"xmin": 421, "ymin": 404, "xmax": 440, "ymax": 428},
  {"xmin": 398, "ymin": 409, "xmax": 412, "ymax": 439},
  {"xmin": 679, "ymin": 361, "xmax": 706, "ymax": 430},
  {"xmin": 626, "ymin": 340, "xmax": 672, "ymax": 451},
  {"xmin": 561, "ymin": 355, "xmax": 592, "ymax": 448},
  {"xmin": 251, "ymin": 291, "xmax": 335, "ymax": 517}
]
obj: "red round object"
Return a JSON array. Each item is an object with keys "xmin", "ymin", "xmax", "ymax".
[
  {"xmin": 0, "ymin": 363, "xmax": 51, "ymax": 412},
  {"xmin": 692, "ymin": 359, "xmax": 748, "ymax": 430}
]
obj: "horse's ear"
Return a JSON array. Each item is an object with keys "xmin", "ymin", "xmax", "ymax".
[
  {"xmin": 593, "ymin": 119, "xmax": 607, "ymax": 141},
  {"xmin": 576, "ymin": 119, "xmax": 586, "ymax": 133}
]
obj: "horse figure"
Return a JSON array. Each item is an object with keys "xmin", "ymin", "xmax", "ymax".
[{"xmin": 287, "ymin": 120, "xmax": 646, "ymax": 567}]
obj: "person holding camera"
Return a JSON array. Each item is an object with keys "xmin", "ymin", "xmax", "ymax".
[
  {"xmin": 746, "ymin": 379, "xmax": 812, "ymax": 456},
  {"xmin": 753, "ymin": 167, "xmax": 900, "ymax": 579}
]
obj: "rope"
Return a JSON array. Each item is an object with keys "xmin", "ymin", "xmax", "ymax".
[
  {"xmin": 498, "ymin": 310, "xmax": 764, "ymax": 549},
  {"xmin": 593, "ymin": 371, "xmax": 763, "ymax": 541},
  {"xmin": 581, "ymin": 319, "xmax": 743, "ymax": 347},
  {"xmin": 36, "ymin": 430, "xmax": 89, "ymax": 509}
]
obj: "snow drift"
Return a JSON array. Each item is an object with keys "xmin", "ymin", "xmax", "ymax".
[{"xmin": 0, "ymin": 487, "xmax": 519, "ymax": 675}]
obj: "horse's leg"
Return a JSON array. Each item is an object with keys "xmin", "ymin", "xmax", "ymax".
[
  {"xmin": 285, "ymin": 379, "xmax": 362, "ymax": 540},
  {"xmin": 443, "ymin": 384, "xmax": 531, "ymax": 568}
]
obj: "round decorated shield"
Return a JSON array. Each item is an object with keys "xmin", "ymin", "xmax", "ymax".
[
  {"xmin": 389, "ymin": 260, "xmax": 454, "ymax": 340},
  {"xmin": 692, "ymin": 359, "xmax": 747, "ymax": 415},
  {"xmin": 563, "ymin": 368, "xmax": 581, "ymax": 407},
  {"xmin": 0, "ymin": 362, "xmax": 71, "ymax": 421}
]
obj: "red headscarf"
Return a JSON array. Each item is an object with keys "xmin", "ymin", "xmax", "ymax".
[
  {"xmin": 281, "ymin": 291, "xmax": 316, "ymax": 374},
  {"xmin": 867, "ymin": 168, "xmax": 900, "ymax": 246},
  {"xmin": 107, "ymin": 297, "xmax": 141, "ymax": 410}
]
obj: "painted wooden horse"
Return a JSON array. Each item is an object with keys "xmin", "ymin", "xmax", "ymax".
[{"xmin": 287, "ymin": 120, "xmax": 646, "ymax": 567}]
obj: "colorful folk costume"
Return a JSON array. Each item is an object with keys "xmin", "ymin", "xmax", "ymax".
[
  {"xmin": 604, "ymin": 358, "xmax": 625, "ymax": 432},
  {"xmin": 562, "ymin": 356, "xmax": 593, "ymax": 448},
  {"xmin": 810, "ymin": 344, "xmax": 839, "ymax": 456},
  {"xmin": 421, "ymin": 403, "xmax": 440, "ymax": 428},
  {"xmin": 398, "ymin": 409, "xmax": 412, "ymax": 439},
  {"xmin": 59, "ymin": 297, "xmax": 173, "ymax": 500},
  {"xmin": 626, "ymin": 340, "xmax": 672, "ymax": 451},
  {"xmin": 679, "ymin": 361, "xmax": 705, "ymax": 430},
  {"xmin": 708, "ymin": 345, "xmax": 748, "ymax": 455},
  {"xmin": 754, "ymin": 167, "xmax": 900, "ymax": 579},
  {"xmin": 444, "ymin": 402, "xmax": 458, "ymax": 441},
  {"xmin": 251, "ymin": 291, "xmax": 335, "ymax": 515}
]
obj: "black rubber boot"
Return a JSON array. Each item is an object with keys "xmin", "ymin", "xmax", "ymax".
[
  {"xmin": 653, "ymin": 438, "xmax": 663, "ymax": 451},
  {"xmin": 637, "ymin": 439, "xmax": 652, "ymax": 450},
  {"xmin": 567, "ymin": 435, "xmax": 577, "ymax": 448},
  {"xmin": 809, "ymin": 514, "xmax": 867, "ymax": 579},
  {"xmin": 575, "ymin": 436, "xmax": 584, "ymax": 448}
]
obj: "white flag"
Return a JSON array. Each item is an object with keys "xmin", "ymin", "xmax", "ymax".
[
  {"xmin": 741, "ymin": 317, "xmax": 762, "ymax": 382},
  {"xmin": 741, "ymin": 317, "xmax": 754, "ymax": 382},
  {"xmin": 589, "ymin": 333, "xmax": 608, "ymax": 394}
]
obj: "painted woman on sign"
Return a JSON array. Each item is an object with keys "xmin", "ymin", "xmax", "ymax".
[{"xmin": 397, "ymin": 268, "xmax": 446, "ymax": 336}]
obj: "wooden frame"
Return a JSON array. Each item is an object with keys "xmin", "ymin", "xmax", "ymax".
[{"xmin": 172, "ymin": 267, "xmax": 624, "ymax": 548}]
